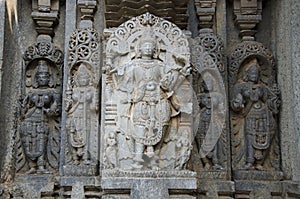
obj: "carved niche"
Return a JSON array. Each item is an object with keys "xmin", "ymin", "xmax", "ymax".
[
  {"xmin": 189, "ymin": 31, "xmax": 228, "ymax": 177},
  {"xmin": 16, "ymin": 41, "xmax": 63, "ymax": 174},
  {"xmin": 229, "ymin": 41, "xmax": 282, "ymax": 180},
  {"xmin": 64, "ymin": 28, "xmax": 101, "ymax": 176},
  {"xmin": 102, "ymin": 13, "xmax": 195, "ymax": 172}
]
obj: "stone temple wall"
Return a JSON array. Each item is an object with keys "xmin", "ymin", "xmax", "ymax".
[{"xmin": 0, "ymin": 0, "xmax": 299, "ymax": 198}]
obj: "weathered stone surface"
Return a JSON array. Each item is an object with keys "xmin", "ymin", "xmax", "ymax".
[
  {"xmin": 102, "ymin": 13, "xmax": 194, "ymax": 172},
  {"xmin": 0, "ymin": 0, "xmax": 299, "ymax": 198}
]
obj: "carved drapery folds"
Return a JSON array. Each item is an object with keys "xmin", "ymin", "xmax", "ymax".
[
  {"xmin": 103, "ymin": 13, "xmax": 195, "ymax": 173},
  {"xmin": 189, "ymin": 31, "xmax": 227, "ymax": 177},
  {"xmin": 64, "ymin": 27, "xmax": 101, "ymax": 176},
  {"xmin": 229, "ymin": 41, "xmax": 282, "ymax": 180},
  {"xmin": 17, "ymin": 41, "xmax": 63, "ymax": 174}
]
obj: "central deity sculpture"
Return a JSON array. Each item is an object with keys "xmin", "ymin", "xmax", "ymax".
[
  {"xmin": 104, "ymin": 13, "xmax": 193, "ymax": 171},
  {"xmin": 117, "ymin": 30, "xmax": 174, "ymax": 168}
]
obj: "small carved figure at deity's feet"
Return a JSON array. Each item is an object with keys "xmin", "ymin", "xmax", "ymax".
[
  {"xmin": 242, "ymin": 162, "xmax": 255, "ymax": 170},
  {"xmin": 146, "ymin": 146, "xmax": 154, "ymax": 158}
]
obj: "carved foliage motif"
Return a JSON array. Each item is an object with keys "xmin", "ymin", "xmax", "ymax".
[
  {"xmin": 103, "ymin": 13, "xmax": 194, "ymax": 172},
  {"xmin": 229, "ymin": 41, "xmax": 281, "ymax": 172},
  {"xmin": 17, "ymin": 41, "xmax": 63, "ymax": 174},
  {"xmin": 189, "ymin": 32, "xmax": 227, "ymax": 173},
  {"xmin": 68, "ymin": 28, "xmax": 101, "ymax": 69},
  {"xmin": 64, "ymin": 28, "xmax": 100, "ymax": 175},
  {"xmin": 191, "ymin": 32, "xmax": 225, "ymax": 75}
]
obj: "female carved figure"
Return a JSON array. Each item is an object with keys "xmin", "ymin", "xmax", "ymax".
[
  {"xmin": 231, "ymin": 58, "xmax": 280, "ymax": 170},
  {"xmin": 20, "ymin": 60, "xmax": 61, "ymax": 174},
  {"xmin": 67, "ymin": 63, "xmax": 96, "ymax": 165},
  {"xmin": 196, "ymin": 74, "xmax": 225, "ymax": 170},
  {"xmin": 116, "ymin": 29, "xmax": 178, "ymax": 169}
]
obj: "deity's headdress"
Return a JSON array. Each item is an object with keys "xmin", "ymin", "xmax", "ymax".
[
  {"xmin": 33, "ymin": 59, "xmax": 52, "ymax": 88},
  {"xmin": 36, "ymin": 60, "xmax": 50, "ymax": 75},
  {"xmin": 245, "ymin": 58, "xmax": 260, "ymax": 74},
  {"xmin": 140, "ymin": 26, "xmax": 156, "ymax": 46},
  {"xmin": 77, "ymin": 64, "xmax": 90, "ymax": 78}
]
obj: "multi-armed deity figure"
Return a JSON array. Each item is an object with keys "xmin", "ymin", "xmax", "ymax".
[
  {"xmin": 104, "ymin": 13, "xmax": 193, "ymax": 171},
  {"xmin": 116, "ymin": 28, "xmax": 176, "ymax": 169},
  {"xmin": 20, "ymin": 60, "xmax": 61, "ymax": 174},
  {"xmin": 196, "ymin": 73, "xmax": 226, "ymax": 170},
  {"xmin": 66, "ymin": 63, "xmax": 97, "ymax": 165},
  {"xmin": 231, "ymin": 58, "xmax": 280, "ymax": 170}
]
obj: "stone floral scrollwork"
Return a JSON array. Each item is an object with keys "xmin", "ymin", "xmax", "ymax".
[
  {"xmin": 191, "ymin": 32, "xmax": 225, "ymax": 74},
  {"xmin": 229, "ymin": 41, "xmax": 281, "ymax": 172},
  {"xmin": 103, "ymin": 13, "xmax": 194, "ymax": 171},
  {"xmin": 17, "ymin": 41, "xmax": 63, "ymax": 174}
]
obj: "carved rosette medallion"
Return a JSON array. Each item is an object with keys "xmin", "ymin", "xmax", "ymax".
[
  {"xmin": 191, "ymin": 32, "xmax": 225, "ymax": 75},
  {"xmin": 229, "ymin": 41, "xmax": 282, "ymax": 180},
  {"xmin": 64, "ymin": 27, "xmax": 101, "ymax": 176},
  {"xmin": 102, "ymin": 13, "xmax": 195, "ymax": 174},
  {"xmin": 16, "ymin": 41, "xmax": 63, "ymax": 174}
]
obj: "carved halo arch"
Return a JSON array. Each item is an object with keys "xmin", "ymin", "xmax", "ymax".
[
  {"xmin": 229, "ymin": 41, "xmax": 276, "ymax": 86},
  {"xmin": 105, "ymin": 12, "xmax": 191, "ymax": 71}
]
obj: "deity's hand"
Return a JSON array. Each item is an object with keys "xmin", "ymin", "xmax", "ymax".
[
  {"xmin": 180, "ymin": 65, "xmax": 191, "ymax": 76},
  {"xmin": 231, "ymin": 93, "xmax": 244, "ymax": 110},
  {"xmin": 160, "ymin": 73, "xmax": 172, "ymax": 90}
]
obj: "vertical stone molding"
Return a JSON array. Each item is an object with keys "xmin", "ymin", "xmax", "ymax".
[
  {"xmin": 233, "ymin": 0, "xmax": 262, "ymax": 40},
  {"xmin": 194, "ymin": 0, "xmax": 216, "ymax": 30},
  {"xmin": 63, "ymin": 0, "xmax": 101, "ymax": 176},
  {"xmin": 31, "ymin": 0, "xmax": 60, "ymax": 37}
]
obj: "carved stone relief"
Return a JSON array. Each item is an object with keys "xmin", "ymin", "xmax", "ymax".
[
  {"xmin": 17, "ymin": 41, "xmax": 63, "ymax": 174},
  {"xmin": 103, "ymin": 13, "xmax": 194, "ymax": 172},
  {"xmin": 64, "ymin": 27, "xmax": 100, "ymax": 176},
  {"xmin": 229, "ymin": 41, "xmax": 282, "ymax": 180},
  {"xmin": 189, "ymin": 31, "xmax": 228, "ymax": 178}
]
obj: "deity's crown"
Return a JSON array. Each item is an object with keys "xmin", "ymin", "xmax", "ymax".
[
  {"xmin": 36, "ymin": 60, "xmax": 49, "ymax": 73},
  {"xmin": 140, "ymin": 26, "xmax": 156, "ymax": 45},
  {"xmin": 77, "ymin": 64, "xmax": 90, "ymax": 78},
  {"xmin": 245, "ymin": 58, "xmax": 260, "ymax": 74}
]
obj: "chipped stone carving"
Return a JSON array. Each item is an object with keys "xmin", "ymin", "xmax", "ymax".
[
  {"xmin": 17, "ymin": 41, "xmax": 63, "ymax": 174},
  {"xmin": 103, "ymin": 13, "xmax": 194, "ymax": 171},
  {"xmin": 229, "ymin": 41, "xmax": 281, "ymax": 173},
  {"xmin": 189, "ymin": 31, "xmax": 227, "ymax": 173},
  {"xmin": 64, "ymin": 27, "xmax": 100, "ymax": 175}
]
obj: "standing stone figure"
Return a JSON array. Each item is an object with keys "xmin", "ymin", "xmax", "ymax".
[
  {"xmin": 20, "ymin": 60, "xmax": 61, "ymax": 174},
  {"xmin": 66, "ymin": 63, "xmax": 97, "ymax": 165},
  {"xmin": 231, "ymin": 58, "xmax": 280, "ymax": 170},
  {"xmin": 116, "ymin": 29, "xmax": 176, "ymax": 169},
  {"xmin": 196, "ymin": 73, "xmax": 226, "ymax": 170}
]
